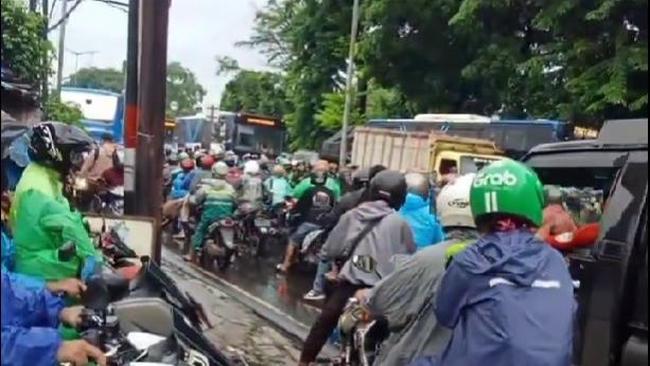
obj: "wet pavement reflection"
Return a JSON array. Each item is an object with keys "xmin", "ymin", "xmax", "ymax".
[{"xmin": 166, "ymin": 236, "xmax": 322, "ymax": 327}]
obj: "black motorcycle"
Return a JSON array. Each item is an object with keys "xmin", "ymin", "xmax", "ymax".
[{"xmin": 77, "ymin": 275, "xmax": 233, "ymax": 366}]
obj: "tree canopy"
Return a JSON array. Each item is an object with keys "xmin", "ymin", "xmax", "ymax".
[
  {"xmin": 220, "ymin": 69, "xmax": 289, "ymax": 118},
  {"xmin": 166, "ymin": 62, "xmax": 206, "ymax": 118},
  {"xmin": 244, "ymin": 0, "xmax": 647, "ymax": 149},
  {"xmin": 65, "ymin": 67, "xmax": 125, "ymax": 93},
  {"xmin": 1, "ymin": 0, "xmax": 51, "ymax": 85}
]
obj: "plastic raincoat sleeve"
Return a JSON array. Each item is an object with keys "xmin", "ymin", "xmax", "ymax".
[
  {"xmin": 291, "ymin": 178, "xmax": 312, "ymax": 200},
  {"xmin": 367, "ymin": 254, "xmax": 428, "ymax": 327},
  {"xmin": 434, "ymin": 261, "xmax": 473, "ymax": 328},
  {"xmin": 1, "ymin": 272, "xmax": 63, "ymax": 366}
]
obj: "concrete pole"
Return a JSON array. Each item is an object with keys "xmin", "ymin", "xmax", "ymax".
[
  {"xmin": 135, "ymin": 0, "xmax": 171, "ymax": 263},
  {"xmin": 339, "ymin": 0, "xmax": 360, "ymax": 167},
  {"xmin": 56, "ymin": 0, "xmax": 68, "ymax": 95}
]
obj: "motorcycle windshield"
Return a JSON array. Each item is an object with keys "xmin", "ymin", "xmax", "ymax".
[{"xmin": 172, "ymin": 309, "xmax": 233, "ymax": 366}]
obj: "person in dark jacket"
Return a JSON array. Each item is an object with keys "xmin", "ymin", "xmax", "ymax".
[
  {"xmin": 299, "ymin": 170, "xmax": 416, "ymax": 365},
  {"xmin": 411, "ymin": 160, "xmax": 575, "ymax": 366},
  {"xmin": 303, "ymin": 165, "xmax": 386, "ymax": 301}
]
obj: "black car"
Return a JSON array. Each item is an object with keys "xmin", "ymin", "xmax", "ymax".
[{"xmin": 523, "ymin": 119, "xmax": 648, "ymax": 366}]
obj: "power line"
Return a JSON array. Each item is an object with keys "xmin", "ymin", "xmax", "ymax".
[{"xmin": 47, "ymin": 0, "xmax": 82, "ymax": 32}]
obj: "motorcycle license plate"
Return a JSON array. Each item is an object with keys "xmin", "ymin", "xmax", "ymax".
[
  {"xmin": 220, "ymin": 228, "xmax": 235, "ymax": 249},
  {"xmin": 254, "ymin": 218, "xmax": 272, "ymax": 227}
]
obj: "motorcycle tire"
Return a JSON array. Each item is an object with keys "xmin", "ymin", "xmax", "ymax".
[{"xmin": 216, "ymin": 248, "xmax": 234, "ymax": 272}]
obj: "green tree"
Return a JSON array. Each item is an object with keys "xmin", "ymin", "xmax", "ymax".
[
  {"xmin": 220, "ymin": 70, "xmax": 289, "ymax": 117},
  {"xmin": 166, "ymin": 62, "xmax": 206, "ymax": 117},
  {"xmin": 44, "ymin": 94, "xmax": 84, "ymax": 127},
  {"xmin": 244, "ymin": 0, "xmax": 356, "ymax": 149},
  {"xmin": 65, "ymin": 67, "xmax": 125, "ymax": 93},
  {"xmin": 1, "ymin": 0, "xmax": 52, "ymax": 85}
]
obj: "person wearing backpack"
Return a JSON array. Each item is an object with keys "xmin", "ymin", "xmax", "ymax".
[
  {"xmin": 352, "ymin": 174, "xmax": 479, "ymax": 365},
  {"xmin": 298, "ymin": 170, "xmax": 416, "ymax": 365}
]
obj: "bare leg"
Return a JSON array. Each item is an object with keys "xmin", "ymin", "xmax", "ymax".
[{"xmin": 278, "ymin": 242, "xmax": 298, "ymax": 273}]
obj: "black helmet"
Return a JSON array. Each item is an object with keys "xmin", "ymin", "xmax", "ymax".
[
  {"xmin": 28, "ymin": 122, "xmax": 95, "ymax": 174},
  {"xmin": 369, "ymin": 170, "xmax": 407, "ymax": 210}
]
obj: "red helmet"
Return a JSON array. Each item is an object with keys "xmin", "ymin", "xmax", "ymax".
[
  {"xmin": 180, "ymin": 158, "xmax": 195, "ymax": 171},
  {"xmin": 199, "ymin": 154, "xmax": 216, "ymax": 169}
]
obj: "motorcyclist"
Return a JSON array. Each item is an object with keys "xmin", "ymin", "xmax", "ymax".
[
  {"xmin": 303, "ymin": 165, "xmax": 387, "ymax": 301},
  {"xmin": 412, "ymin": 160, "xmax": 575, "ymax": 366},
  {"xmin": 354, "ymin": 174, "xmax": 479, "ymax": 365},
  {"xmin": 186, "ymin": 154, "xmax": 216, "ymax": 194},
  {"xmin": 299, "ymin": 170, "xmax": 416, "ymax": 365},
  {"xmin": 399, "ymin": 173, "xmax": 445, "ymax": 250},
  {"xmin": 100, "ymin": 149, "xmax": 124, "ymax": 190},
  {"xmin": 239, "ymin": 160, "xmax": 265, "ymax": 209},
  {"xmin": 10, "ymin": 122, "xmax": 103, "ymax": 281},
  {"xmin": 292, "ymin": 160, "xmax": 341, "ymax": 200},
  {"xmin": 1, "ymin": 271, "xmax": 107, "ymax": 366},
  {"xmin": 185, "ymin": 162, "xmax": 236, "ymax": 262},
  {"xmin": 78, "ymin": 133, "xmax": 116, "ymax": 183},
  {"xmin": 170, "ymin": 157, "xmax": 195, "ymax": 200},
  {"xmin": 263, "ymin": 165, "xmax": 292, "ymax": 207},
  {"xmin": 276, "ymin": 164, "xmax": 337, "ymax": 274},
  {"xmin": 1, "ymin": 173, "xmax": 86, "ymax": 296}
]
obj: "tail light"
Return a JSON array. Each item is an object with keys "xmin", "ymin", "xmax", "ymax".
[{"xmin": 220, "ymin": 219, "xmax": 235, "ymax": 227}]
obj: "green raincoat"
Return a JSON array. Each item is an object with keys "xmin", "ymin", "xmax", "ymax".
[
  {"xmin": 292, "ymin": 177, "xmax": 342, "ymax": 201},
  {"xmin": 10, "ymin": 163, "xmax": 101, "ymax": 281},
  {"xmin": 191, "ymin": 179, "xmax": 236, "ymax": 249}
]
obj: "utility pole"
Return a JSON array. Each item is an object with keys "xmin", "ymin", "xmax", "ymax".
[
  {"xmin": 135, "ymin": 0, "xmax": 171, "ymax": 263},
  {"xmin": 339, "ymin": 0, "xmax": 360, "ymax": 167},
  {"xmin": 123, "ymin": 0, "xmax": 139, "ymax": 215},
  {"xmin": 41, "ymin": 0, "xmax": 49, "ymax": 119},
  {"xmin": 56, "ymin": 0, "xmax": 69, "ymax": 95}
]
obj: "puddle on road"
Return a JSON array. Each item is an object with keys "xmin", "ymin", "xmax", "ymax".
[{"xmin": 165, "ymin": 239, "xmax": 322, "ymax": 327}]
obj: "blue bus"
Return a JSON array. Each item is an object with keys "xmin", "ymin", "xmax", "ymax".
[
  {"xmin": 367, "ymin": 116, "xmax": 574, "ymax": 158},
  {"xmin": 60, "ymin": 87, "xmax": 124, "ymax": 143}
]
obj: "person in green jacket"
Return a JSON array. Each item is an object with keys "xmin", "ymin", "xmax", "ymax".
[
  {"xmin": 186, "ymin": 162, "xmax": 236, "ymax": 262},
  {"xmin": 292, "ymin": 160, "xmax": 342, "ymax": 201},
  {"xmin": 10, "ymin": 122, "xmax": 102, "ymax": 282}
]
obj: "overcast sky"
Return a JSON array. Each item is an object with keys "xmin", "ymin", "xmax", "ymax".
[{"xmin": 48, "ymin": 0, "xmax": 270, "ymax": 107}]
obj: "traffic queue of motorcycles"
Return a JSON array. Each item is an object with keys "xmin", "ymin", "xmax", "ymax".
[{"xmin": 162, "ymin": 149, "xmax": 331, "ymax": 272}]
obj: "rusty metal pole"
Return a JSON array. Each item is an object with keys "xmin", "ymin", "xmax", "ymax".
[{"xmin": 136, "ymin": 0, "xmax": 170, "ymax": 263}]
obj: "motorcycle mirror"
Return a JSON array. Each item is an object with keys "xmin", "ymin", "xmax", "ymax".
[
  {"xmin": 81, "ymin": 275, "xmax": 110, "ymax": 311},
  {"xmin": 58, "ymin": 241, "xmax": 77, "ymax": 262},
  {"xmin": 351, "ymin": 255, "xmax": 378, "ymax": 274}
]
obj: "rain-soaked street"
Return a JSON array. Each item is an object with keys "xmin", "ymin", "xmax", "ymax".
[{"xmin": 162, "ymin": 238, "xmax": 338, "ymax": 365}]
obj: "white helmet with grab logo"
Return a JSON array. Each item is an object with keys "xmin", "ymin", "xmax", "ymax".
[{"xmin": 436, "ymin": 173, "xmax": 477, "ymax": 229}]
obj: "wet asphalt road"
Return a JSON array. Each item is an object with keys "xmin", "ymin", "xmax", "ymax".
[
  {"xmin": 164, "ymin": 234, "xmax": 323, "ymax": 328},
  {"xmin": 162, "ymin": 248, "xmax": 303, "ymax": 365}
]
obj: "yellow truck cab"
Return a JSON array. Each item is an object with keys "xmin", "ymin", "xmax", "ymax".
[{"xmin": 351, "ymin": 127, "xmax": 504, "ymax": 179}]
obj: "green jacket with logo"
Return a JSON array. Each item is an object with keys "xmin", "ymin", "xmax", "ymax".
[{"xmin": 10, "ymin": 163, "xmax": 101, "ymax": 281}]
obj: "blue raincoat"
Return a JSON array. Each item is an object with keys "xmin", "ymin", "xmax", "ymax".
[
  {"xmin": 1, "ymin": 270, "xmax": 64, "ymax": 366},
  {"xmin": 399, "ymin": 193, "xmax": 445, "ymax": 250},
  {"xmin": 1, "ymin": 228, "xmax": 45, "ymax": 291},
  {"xmin": 412, "ymin": 230, "xmax": 575, "ymax": 366},
  {"xmin": 170, "ymin": 171, "xmax": 190, "ymax": 199}
]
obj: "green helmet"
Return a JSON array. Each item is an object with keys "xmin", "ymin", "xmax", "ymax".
[{"xmin": 470, "ymin": 159, "xmax": 545, "ymax": 227}]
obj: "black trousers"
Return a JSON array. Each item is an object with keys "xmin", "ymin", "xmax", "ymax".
[{"xmin": 300, "ymin": 281, "xmax": 367, "ymax": 363}]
